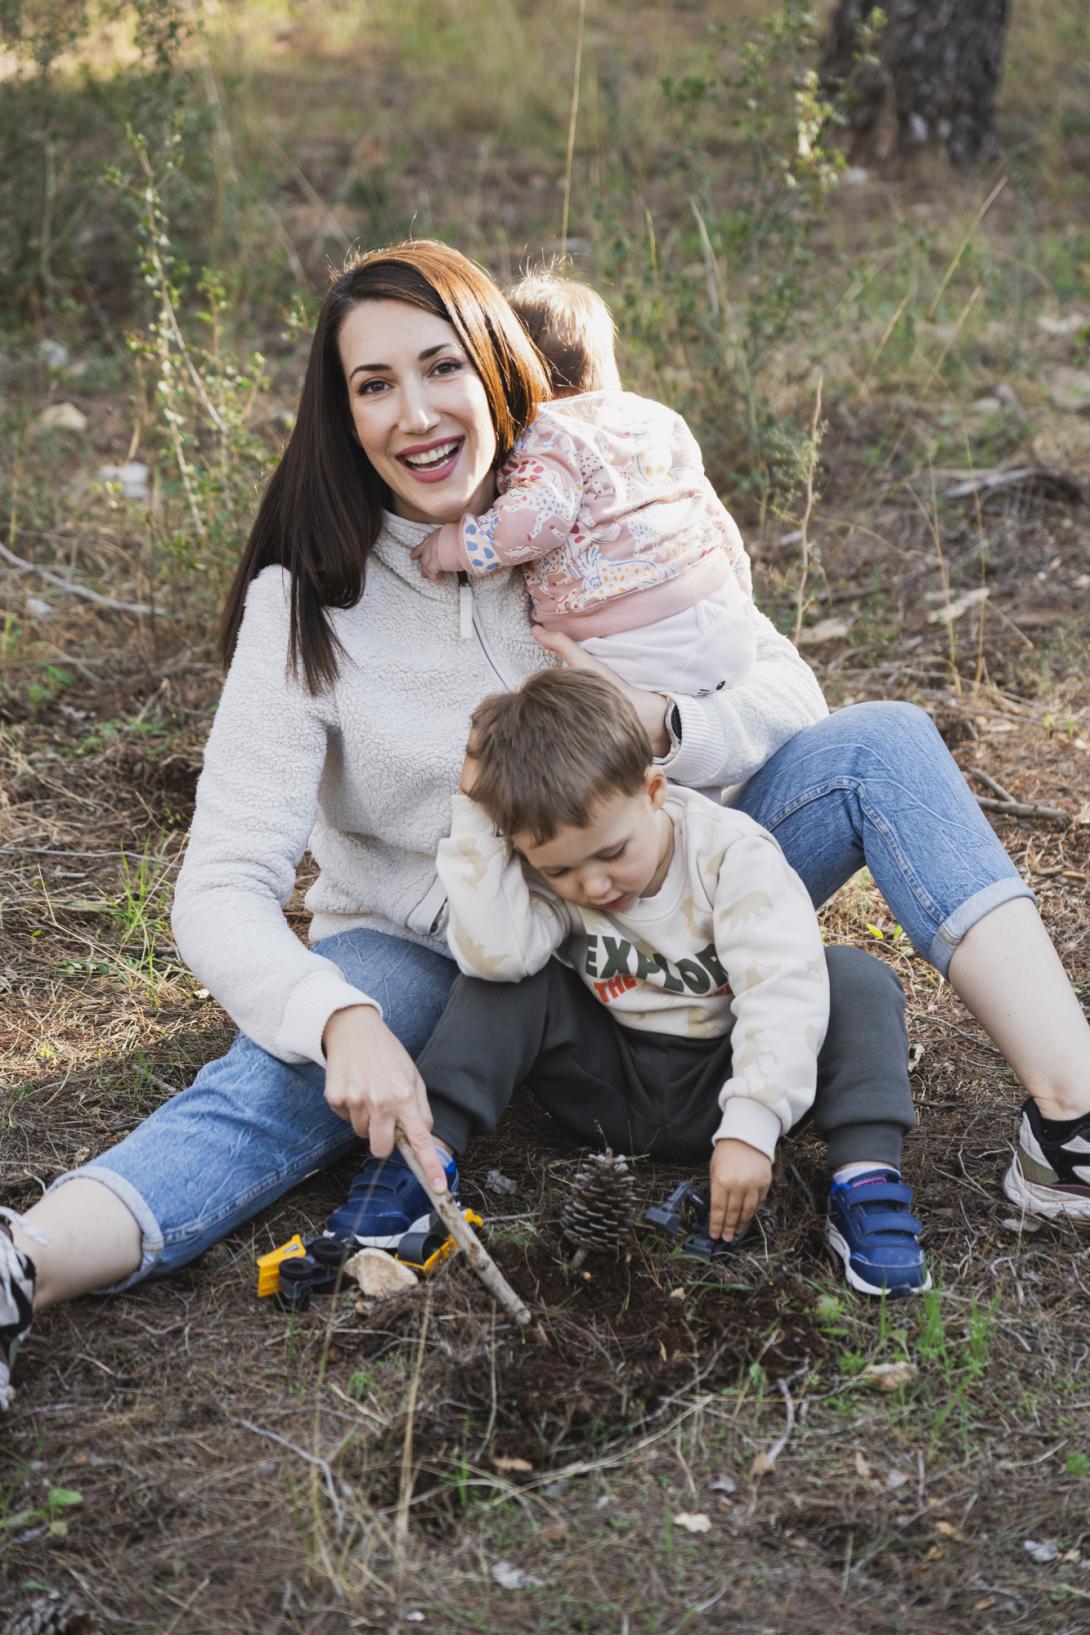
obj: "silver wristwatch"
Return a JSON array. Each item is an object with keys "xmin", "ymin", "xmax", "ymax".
[{"xmin": 655, "ymin": 696, "xmax": 683, "ymax": 764}]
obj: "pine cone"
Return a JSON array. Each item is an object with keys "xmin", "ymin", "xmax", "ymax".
[
  {"xmin": 560, "ymin": 1151, "xmax": 636, "ymax": 1263},
  {"xmin": 2, "ymin": 1596, "xmax": 103, "ymax": 1635}
]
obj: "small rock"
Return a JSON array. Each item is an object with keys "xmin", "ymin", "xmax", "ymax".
[
  {"xmin": 928, "ymin": 587, "xmax": 989, "ymax": 626},
  {"xmin": 799, "ymin": 616, "xmax": 851, "ymax": 646},
  {"xmin": 344, "ymin": 1247, "xmax": 418, "ymax": 1299},
  {"xmin": 886, "ymin": 1469, "xmax": 910, "ymax": 1490},
  {"xmin": 26, "ymin": 597, "xmax": 53, "ymax": 619},
  {"xmin": 674, "ymin": 1512, "xmax": 712, "ymax": 1533},
  {"xmin": 98, "ymin": 460, "xmax": 151, "ymax": 502},
  {"xmin": 38, "ymin": 339, "xmax": 70, "ymax": 368},
  {"xmin": 710, "ymin": 1475, "xmax": 737, "ymax": 1496},
  {"xmin": 491, "ymin": 1561, "xmax": 543, "ymax": 1590},
  {"xmin": 1000, "ymin": 1215, "xmax": 1043, "ymax": 1235},
  {"xmin": 484, "ymin": 1168, "xmax": 519, "ymax": 1196},
  {"xmin": 33, "ymin": 402, "xmax": 87, "ymax": 435},
  {"xmin": 1023, "ymin": 1538, "xmax": 1060, "ymax": 1564},
  {"xmin": 1045, "ymin": 366, "xmax": 1090, "ymax": 412},
  {"xmin": 862, "ymin": 1361, "xmax": 919, "ymax": 1392},
  {"xmin": 970, "ymin": 396, "xmax": 1003, "ymax": 415},
  {"xmin": 1037, "ymin": 312, "xmax": 1089, "ymax": 338}
]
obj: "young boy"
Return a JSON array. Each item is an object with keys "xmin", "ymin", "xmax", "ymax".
[
  {"xmin": 411, "ymin": 270, "xmax": 758, "ymax": 701},
  {"xmin": 328, "ymin": 671, "xmax": 930, "ymax": 1296}
]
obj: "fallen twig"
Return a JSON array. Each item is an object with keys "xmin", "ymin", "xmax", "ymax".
[
  {"xmin": 394, "ymin": 1133, "xmax": 536, "ymax": 1331},
  {"xmin": 750, "ymin": 1375, "xmax": 797, "ymax": 1477},
  {"xmin": 233, "ymin": 1416, "xmax": 347, "ymax": 1530},
  {"xmin": 0, "ymin": 539, "xmax": 168, "ymax": 617},
  {"xmin": 967, "ymin": 765, "xmax": 1017, "ymax": 803},
  {"xmin": 967, "ymin": 765, "xmax": 1070, "ymax": 823},
  {"xmin": 975, "ymin": 795, "xmax": 1071, "ymax": 824}
]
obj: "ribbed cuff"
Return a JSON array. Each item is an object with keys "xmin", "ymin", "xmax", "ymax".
[
  {"xmin": 712, "ymin": 1097, "xmax": 783, "ymax": 1162},
  {"xmin": 277, "ymin": 967, "xmax": 383, "ymax": 1068},
  {"xmin": 449, "ymin": 791, "xmax": 502, "ymax": 838},
  {"xmin": 662, "ymin": 693, "xmax": 728, "ymax": 789}
]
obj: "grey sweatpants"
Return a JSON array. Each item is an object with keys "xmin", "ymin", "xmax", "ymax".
[{"xmin": 419, "ymin": 946, "xmax": 915, "ymax": 1172}]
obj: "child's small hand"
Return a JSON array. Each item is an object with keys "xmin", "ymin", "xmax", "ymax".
[
  {"xmin": 410, "ymin": 529, "xmax": 445, "ymax": 583},
  {"xmin": 457, "ymin": 722, "xmax": 486, "ymax": 796},
  {"xmin": 708, "ymin": 1138, "xmax": 772, "ymax": 1242}
]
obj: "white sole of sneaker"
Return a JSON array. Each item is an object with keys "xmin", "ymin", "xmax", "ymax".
[
  {"xmin": 1002, "ymin": 1158, "xmax": 1090, "ymax": 1222},
  {"xmin": 328, "ymin": 1209, "xmax": 436, "ymax": 1252},
  {"xmin": 824, "ymin": 1220, "xmax": 932, "ymax": 1297}
]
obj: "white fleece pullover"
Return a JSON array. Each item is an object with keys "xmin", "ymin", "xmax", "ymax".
[
  {"xmin": 171, "ymin": 512, "xmax": 828, "ymax": 1069},
  {"xmin": 438, "ymin": 786, "xmax": 830, "ymax": 1160}
]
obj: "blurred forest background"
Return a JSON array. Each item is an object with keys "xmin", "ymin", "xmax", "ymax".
[{"xmin": 2, "ymin": 4, "xmax": 1090, "ymax": 1633}]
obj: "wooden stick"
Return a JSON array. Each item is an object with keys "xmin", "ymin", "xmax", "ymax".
[
  {"xmin": 967, "ymin": 764, "xmax": 1017, "ymax": 804},
  {"xmin": 974, "ymin": 795, "xmax": 1071, "ymax": 824},
  {"xmin": 394, "ymin": 1133, "xmax": 534, "ymax": 1328}
]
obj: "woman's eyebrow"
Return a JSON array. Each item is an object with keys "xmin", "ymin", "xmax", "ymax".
[{"xmin": 349, "ymin": 343, "xmax": 455, "ymax": 382}]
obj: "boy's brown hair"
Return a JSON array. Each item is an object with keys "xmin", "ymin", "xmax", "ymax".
[
  {"xmin": 506, "ymin": 270, "xmax": 621, "ymax": 396},
  {"xmin": 469, "ymin": 670, "xmax": 652, "ymax": 846}
]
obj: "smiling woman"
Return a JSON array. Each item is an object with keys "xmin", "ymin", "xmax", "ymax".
[
  {"xmin": 338, "ymin": 301, "xmax": 499, "ymax": 523},
  {"xmin": 220, "ymin": 241, "xmax": 548, "ymax": 694}
]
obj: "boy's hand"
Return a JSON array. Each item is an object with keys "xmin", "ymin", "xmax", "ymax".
[
  {"xmin": 708, "ymin": 1138, "xmax": 772, "ymax": 1242},
  {"xmin": 410, "ymin": 529, "xmax": 445, "ymax": 583},
  {"xmin": 457, "ymin": 721, "xmax": 486, "ymax": 797}
]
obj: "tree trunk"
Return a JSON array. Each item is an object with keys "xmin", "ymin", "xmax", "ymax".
[{"xmin": 821, "ymin": 0, "xmax": 1010, "ymax": 167}]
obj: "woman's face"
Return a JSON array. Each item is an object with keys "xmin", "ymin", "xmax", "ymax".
[{"xmin": 338, "ymin": 299, "xmax": 499, "ymax": 523}]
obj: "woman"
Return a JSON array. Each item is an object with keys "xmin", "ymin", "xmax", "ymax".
[{"xmin": 3, "ymin": 241, "xmax": 1089, "ymax": 1403}]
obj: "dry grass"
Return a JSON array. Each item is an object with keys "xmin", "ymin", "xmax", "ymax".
[{"xmin": 3, "ymin": 2, "xmax": 1090, "ymax": 1630}]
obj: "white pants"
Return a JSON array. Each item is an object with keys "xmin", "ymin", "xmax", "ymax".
[{"xmin": 578, "ymin": 580, "xmax": 757, "ymax": 697}]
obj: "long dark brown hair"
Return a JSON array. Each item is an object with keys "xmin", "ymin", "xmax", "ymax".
[{"xmin": 220, "ymin": 240, "xmax": 550, "ymax": 693}]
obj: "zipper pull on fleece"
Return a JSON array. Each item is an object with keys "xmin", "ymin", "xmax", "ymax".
[{"xmin": 457, "ymin": 573, "xmax": 473, "ymax": 641}]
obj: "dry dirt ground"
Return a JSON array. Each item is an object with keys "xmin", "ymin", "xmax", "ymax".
[
  {"xmin": 2, "ymin": 423, "xmax": 1089, "ymax": 1632},
  {"xmin": 3, "ymin": 1, "xmax": 1090, "ymax": 1614}
]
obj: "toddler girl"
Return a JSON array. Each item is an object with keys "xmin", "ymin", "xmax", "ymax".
[{"xmin": 413, "ymin": 271, "xmax": 756, "ymax": 699}]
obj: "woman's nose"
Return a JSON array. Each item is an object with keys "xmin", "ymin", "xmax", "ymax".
[{"xmin": 398, "ymin": 381, "xmax": 439, "ymax": 435}]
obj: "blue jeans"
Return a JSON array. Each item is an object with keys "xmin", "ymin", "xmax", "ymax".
[{"xmin": 54, "ymin": 702, "xmax": 1031, "ymax": 1288}]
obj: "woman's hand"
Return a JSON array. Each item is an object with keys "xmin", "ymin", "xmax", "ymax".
[
  {"xmin": 321, "ymin": 1004, "xmax": 449, "ymax": 1193},
  {"xmin": 532, "ymin": 627, "xmax": 671, "ymax": 758},
  {"xmin": 410, "ymin": 530, "xmax": 446, "ymax": 583}
]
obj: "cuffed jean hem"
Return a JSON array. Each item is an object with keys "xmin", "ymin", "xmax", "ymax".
[
  {"xmin": 927, "ymin": 876, "xmax": 1036, "ymax": 978},
  {"xmin": 825, "ymin": 1121, "xmax": 908, "ymax": 1172},
  {"xmin": 45, "ymin": 1163, "xmax": 166, "ymax": 1294}
]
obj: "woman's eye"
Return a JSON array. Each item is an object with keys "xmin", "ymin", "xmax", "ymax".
[
  {"xmin": 433, "ymin": 358, "xmax": 461, "ymax": 377},
  {"xmin": 357, "ymin": 378, "xmax": 387, "ymax": 396},
  {"xmin": 604, "ymin": 845, "xmax": 626, "ymax": 860}
]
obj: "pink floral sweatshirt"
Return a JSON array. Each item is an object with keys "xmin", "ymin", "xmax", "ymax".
[{"xmin": 434, "ymin": 390, "xmax": 752, "ymax": 639}]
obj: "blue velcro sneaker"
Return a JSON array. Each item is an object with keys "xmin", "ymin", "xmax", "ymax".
[
  {"xmin": 825, "ymin": 1169, "xmax": 931, "ymax": 1297},
  {"xmin": 325, "ymin": 1148, "xmax": 459, "ymax": 1250}
]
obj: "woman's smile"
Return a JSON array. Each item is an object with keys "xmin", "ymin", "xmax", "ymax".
[
  {"xmin": 397, "ymin": 435, "xmax": 465, "ymax": 481},
  {"xmin": 338, "ymin": 300, "xmax": 498, "ymax": 524}
]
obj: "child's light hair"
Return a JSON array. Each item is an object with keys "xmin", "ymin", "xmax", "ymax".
[
  {"xmin": 469, "ymin": 670, "xmax": 651, "ymax": 846},
  {"xmin": 507, "ymin": 269, "xmax": 622, "ymax": 396}
]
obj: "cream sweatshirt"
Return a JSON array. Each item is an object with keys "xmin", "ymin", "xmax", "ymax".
[
  {"xmin": 171, "ymin": 513, "xmax": 828, "ymax": 1070},
  {"xmin": 438, "ymin": 785, "xmax": 830, "ymax": 1160}
]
